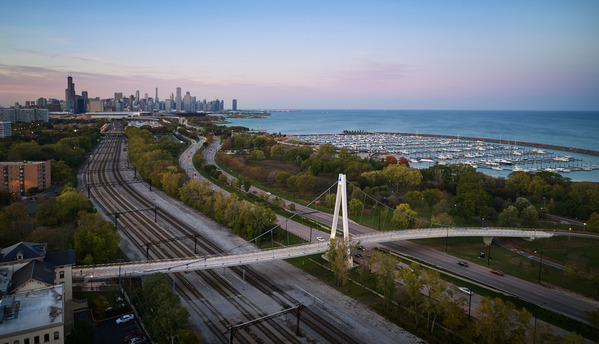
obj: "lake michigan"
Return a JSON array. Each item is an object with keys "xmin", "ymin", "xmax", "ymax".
[{"xmin": 225, "ymin": 110, "xmax": 599, "ymax": 182}]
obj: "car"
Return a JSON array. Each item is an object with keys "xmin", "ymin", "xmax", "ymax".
[
  {"xmin": 457, "ymin": 286, "xmax": 472, "ymax": 295},
  {"xmin": 316, "ymin": 236, "xmax": 325, "ymax": 242},
  {"xmin": 357, "ymin": 245, "xmax": 365, "ymax": 251},
  {"xmin": 123, "ymin": 333, "xmax": 143, "ymax": 343},
  {"xmin": 130, "ymin": 336, "xmax": 148, "ymax": 344},
  {"xmin": 458, "ymin": 261, "xmax": 469, "ymax": 267},
  {"xmin": 354, "ymin": 253, "xmax": 363, "ymax": 258},
  {"xmin": 116, "ymin": 313, "xmax": 135, "ymax": 324},
  {"xmin": 491, "ymin": 269, "xmax": 504, "ymax": 276}
]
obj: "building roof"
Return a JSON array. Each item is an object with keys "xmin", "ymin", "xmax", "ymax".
[
  {"xmin": 0, "ymin": 285, "xmax": 63, "ymax": 337},
  {"xmin": 9, "ymin": 260, "xmax": 54, "ymax": 293},
  {"xmin": 44, "ymin": 250, "xmax": 76, "ymax": 267},
  {"xmin": 0, "ymin": 242, "xmax": 46, "ymax": 263}
]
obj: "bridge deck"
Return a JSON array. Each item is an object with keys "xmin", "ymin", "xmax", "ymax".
[{"xmin": 74, "ymin": 228, "xmax": 552, "ymax": 281}]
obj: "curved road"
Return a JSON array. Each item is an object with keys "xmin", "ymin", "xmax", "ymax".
[{"xmin": 183, "ymin": 135, "xmax": 599, "ymax": 324}]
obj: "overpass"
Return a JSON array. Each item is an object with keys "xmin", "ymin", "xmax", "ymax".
[{"xmin": 73, "ymin": 227, "xmax": 552, "ymax": 281}]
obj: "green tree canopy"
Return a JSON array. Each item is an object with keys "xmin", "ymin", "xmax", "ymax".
[
  {"xmin": 73, "ymin": 213, "xmax": 120, "ymax": 264},
  {"xmin": 391, "ymin": 203, "xmax": 418, "ymax": 229}
]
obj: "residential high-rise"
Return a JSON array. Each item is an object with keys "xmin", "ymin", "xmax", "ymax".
[
  {"xmin": 155, "ymin": 88, "xmax": 159, "ymax": 103},
  {"xmin": 0, "ymin": 161, "xmax": 51, "ymax": 194},
  {"xmin": 175, "ymin": 87, "xmax": 182, "ymax": 111},
  {"xmin": 232, "ymin": 99, "xmax": 237, "ymax": 111},
  {"xmin": 114, "ymin": 92, "xmax": 123, "ymax": 101}
]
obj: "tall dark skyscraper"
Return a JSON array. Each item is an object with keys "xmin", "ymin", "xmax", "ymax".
[
  {"xmin": 65, "ymin": 76, "xmax": 76, "ymax": 113},
  {"xmin": 155, "ymin": 88, "xmax": 159, "ymax": 103},
  {"xmin": 232, "ymin": 99, "xmax": 237, "ymax": 111}
]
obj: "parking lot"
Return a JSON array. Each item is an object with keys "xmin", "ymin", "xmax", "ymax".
[{"xmin": 73, "ymin": 309, "xmax": 145, "ymax": 344}]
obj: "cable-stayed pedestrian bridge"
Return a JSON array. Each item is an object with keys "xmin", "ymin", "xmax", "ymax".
[{"xmin": 73, "ymin": 227, "xmax": 551, "ymax": 281}]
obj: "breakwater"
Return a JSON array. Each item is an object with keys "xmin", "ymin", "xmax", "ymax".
[{"xmin": 374, "ymin": 132, "xmax": 599, "ymax": 157}]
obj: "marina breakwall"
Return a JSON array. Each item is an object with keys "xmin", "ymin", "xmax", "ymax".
[{"xmin": 370, "ymin": 132, "xmax": 599, "ymax": 157}]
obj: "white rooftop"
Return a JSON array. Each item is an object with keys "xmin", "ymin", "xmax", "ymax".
[{"xmin": 0, "ymin": 284, "xmax": 63, "ymax": 336}]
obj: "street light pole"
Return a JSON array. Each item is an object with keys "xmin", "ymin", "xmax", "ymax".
[{"xmin": 468, "ymin": 291, "xmax": 472, "ymax": 320}]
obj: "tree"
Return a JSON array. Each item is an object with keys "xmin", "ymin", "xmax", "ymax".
[
  {"xmin": 382, "ymin": 164, "xmax": 422, "ymax": 192},
  {"xmin": 498, "ymin": 206, "xmax": 519, "ymax": 227},
  {"xmin": 587, "ymin": 212, "xmax": 599, "ymax": 232},
  {"xmin": 420, "ymin": 270, "xmax": 450, "ymax": 332},
  {"xmin": 270, "ymin": 144, "xmax": 285, "ymax": 160},
  {"xmin": 317, "ymin": 143, "xmax": 337, "ymax": 158},
  {"xmin": 0, "ymin": 202, "xmax": 34, "ymax": 244},
  {"xmin": 55, "ymin": 187, "xmax": 94, "ymax": 222},
  {"xmin": 349, "ymin": 198, "xmax": 364, "ymax": 216},
  {"xmin": 431, "ymin": 212, "xmax": 455, "ymax": 227},
  {"xmin": 275, "ymin": 172, "xmax": 290, "ymax": 188},
  {"xmin": 384, "ymin": 155, "xmax": 397, "ymax": 166},
  {"xmin": 141, "ymin": 274, "xmax": 196, "ymax": 344},
  {"xmin": 398, "ymin": 263, "xmax": 423, "ymax": 325},
  {"xmin": 295, "ymin": 173, "xmax": 315, "ymax": 194},
  {"xmin": 249, "ymin": 149, "xmax": 265, "ymax": 161},
  {"xmin": 326, "ymin": 239, "xmax": 351, "ymax": 287},
  {"xmin": 74, "ymin": 213, "xmax": 120, "ymax": 264},
  {"xmin": 521, "ymin": 205, "xmax": 539, "ymax": 227},
  {"xmin": 453, "ymin": 183, "xmax": 490, "ymax": 220},
  {"xmin": 474, "ymin": 297, "xmax": 532, "ymax": 344},
  {"xmin": 398, "ymin": 156, "xmax": 410, "ymax": 167},
  {"xmin": 514, "ymin": 197, "xmax": 532, "ymax": 212},
  {"xmin": 51, "ymin": 159, "xmax": 76, "ymax": 186},
  {"xmin": 369, "ymin": 250, "xmax": 397, "ymax": 309},
  {"xmin": 391, "ymin": 203, "xmax": 418, "ymax": 229}
]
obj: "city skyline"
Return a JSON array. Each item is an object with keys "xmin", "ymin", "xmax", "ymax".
[{"xmin": 1, "ymin": 1, "xmax": 598, "ymax": 110}]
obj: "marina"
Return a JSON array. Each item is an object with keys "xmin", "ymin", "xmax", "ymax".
[{"xmin": 287, "ymin": 132, "xmax": 599, "ymax": 176}]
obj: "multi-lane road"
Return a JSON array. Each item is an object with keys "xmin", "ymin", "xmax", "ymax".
[{"xmin": 190, "ymin": 135, "xmax": 599, "ymax": 324}]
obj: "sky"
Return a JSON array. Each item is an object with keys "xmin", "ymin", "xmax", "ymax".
[{"xmin": 1, "ymin": 1, "xmax": 598, "ymax": 110}]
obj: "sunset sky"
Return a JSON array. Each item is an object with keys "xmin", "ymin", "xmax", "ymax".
[{"xmin": 1, "ymin": 1, "xmax": 598, "ymax": 110}]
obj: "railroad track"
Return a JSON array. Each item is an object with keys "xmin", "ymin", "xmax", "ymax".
[{"xmin": 84, "ymin": 123, "xmax": 362, "ymax": 343}]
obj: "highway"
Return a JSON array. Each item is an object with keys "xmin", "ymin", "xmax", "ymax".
[{"xmin": 195, "ymin": 136, "xmax": 599, "ymax": 324}]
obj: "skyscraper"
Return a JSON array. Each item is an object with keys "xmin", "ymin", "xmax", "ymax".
[
  {"xmin": 175, "ymin": 87, "xmax": 182, "ymax": 111},
  {"xmin": 232, "ymin": 99, "xmax": 237, "ymax": 111},
  {"xmin": 65, "ymin": 76, "xmax": 76, "ymax": 113},
  {"xmin": 155, "ymin": 88, "xmax": 159, "ymax": 103}
]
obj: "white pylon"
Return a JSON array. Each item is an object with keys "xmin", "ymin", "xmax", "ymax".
[{"xmin": 330, "ymin": 174, "xmax": 349, "ymax": 242}]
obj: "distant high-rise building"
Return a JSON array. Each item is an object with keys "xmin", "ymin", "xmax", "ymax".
[
  {"xmin": 220, "ymin": 100, "xmax": 224, "ymax": 111},
  {"xmin": 232, "ymin": 99, "xmax": 237, "ymax": 111},
  {"xmin": 114, "ymin": 92, "xmax": 123, "ymax": 101},
  {"xmin": 175, "ymin": 87, "xmax": 182, "ymax": 111},
  {"xmin": 65, "ymin": 76, "xmax": 76, "ymax": 113},
  {"xmin": 135, "ymin": 90, "xmax": 140, "ymax": 103},
  {"xmin": 88, "ymin": 99, "xmax": 103, "ymax": 112},
  {"xmin": 0, "ymin": 121, "xmax": 11, "ymax": 138},
  {"xmin": 183, "ymin": 92, "xmax": 192, "ymax": 112},
  {"xmin": 36, "ymin": 98, "xmax": 47, "ymax": 109},
  {"xmin": 155, "ymin": 88, "xmax": 159, "ymax": 103}
]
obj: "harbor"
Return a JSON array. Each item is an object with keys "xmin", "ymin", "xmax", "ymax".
[{"xmin": 287, "ymin": 132, "xmax": 599, "ymax": 178}]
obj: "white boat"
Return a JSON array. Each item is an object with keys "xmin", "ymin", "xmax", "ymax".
[{"xmin": 492, "ymin": 166, "xmax": 503, "ymax": 171}]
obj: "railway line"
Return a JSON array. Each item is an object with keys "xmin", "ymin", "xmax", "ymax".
[{"xmin": 84, "ymin": 123, "xmax": 364, "ymax": 343}]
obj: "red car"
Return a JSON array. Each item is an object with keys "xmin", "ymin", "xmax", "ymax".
[
  {"xmin": 491, "ymin": 269, "xmax": 504, "ymax": 276},
  {"xmin": 124, "ymin": 333, "xmax": 143, "ymax": 343}
]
